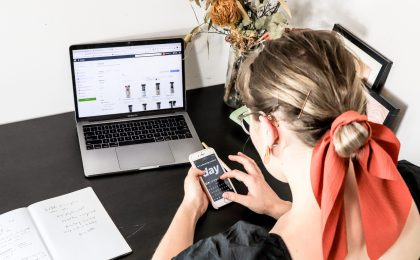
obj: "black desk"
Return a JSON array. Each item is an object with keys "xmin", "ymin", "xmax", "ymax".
[{"xmin": 0, "ymin": 85, "xmax": 291, "ymax": 259}]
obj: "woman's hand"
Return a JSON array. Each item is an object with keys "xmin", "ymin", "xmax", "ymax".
[
  {"xmin": 180, "ymin": 167, "xmax": 209, "ymax": 221},
  {"xmin": 152, "ymin": 167, "xmax": 208, "ymax": 260},
  {"xmin": 220, "ymin": 152, "xmax": 291, "ymax": 219}
]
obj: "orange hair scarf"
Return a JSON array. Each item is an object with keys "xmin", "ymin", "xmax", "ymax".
[{"xmin": 311, "ymin": 111, "xmax": 412, "ymax": 260}]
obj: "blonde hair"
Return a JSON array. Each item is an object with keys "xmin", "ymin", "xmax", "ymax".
[{"xmin": 237, "ymin": 29, "xmax": 369, "ymax": 158}]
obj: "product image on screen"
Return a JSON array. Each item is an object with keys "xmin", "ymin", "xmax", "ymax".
[{"xmin": 194, "ymin": 154, "xmax": 234, "ymax": 201}]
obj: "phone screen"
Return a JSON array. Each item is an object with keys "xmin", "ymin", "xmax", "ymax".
[{"xmin": 193, "ymin": 154, "xmax": 234, "ymax": 201}]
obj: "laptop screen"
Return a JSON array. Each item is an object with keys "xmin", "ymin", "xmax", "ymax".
[{"xmin": 70, "ymin": 40, "xmax": 185, "ymax": 119}]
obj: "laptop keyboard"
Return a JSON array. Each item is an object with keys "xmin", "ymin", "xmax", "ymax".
[{"xmin": 82, "ymin": 115, "xmax": 193, "ymax": 150}]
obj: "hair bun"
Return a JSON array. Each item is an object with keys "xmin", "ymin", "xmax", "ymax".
[{"xmin": 332, "ymin": 122, "xmax": 369, "ymax": 158}]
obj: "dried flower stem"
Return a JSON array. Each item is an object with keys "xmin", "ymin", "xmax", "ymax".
[{"xmin": 190, "ymin": 2, "xmax": 201, "ymax": 24}]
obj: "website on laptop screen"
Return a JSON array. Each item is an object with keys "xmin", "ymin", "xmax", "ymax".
[{"xmin": 72, "ymin": 42, "xmax": 184, "ymax": 118}]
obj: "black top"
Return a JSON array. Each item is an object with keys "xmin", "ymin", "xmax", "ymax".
[
  {"xmin": 174, "ymin": 160, "xmax": 420, "ymax": 260},
  {"xmin": 398, "ymin": 160, "xmax": 420, "ymax": 211},
  {"xmin": 174, "ymin": 221, "xmax": 292, "ymax": 260}
]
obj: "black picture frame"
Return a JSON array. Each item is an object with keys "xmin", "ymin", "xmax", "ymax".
[
  {"xmin": 333, "ymin": 24, "xmax": 393, "ymax": 93},
  {"xmin": 365, "ymin": 87, "xmax": 399, "ymax": 129}
]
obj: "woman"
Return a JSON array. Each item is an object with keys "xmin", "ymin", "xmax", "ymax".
[{"xmin": 152, "ymin": 30, "xmax": 420, "ymax": 259}]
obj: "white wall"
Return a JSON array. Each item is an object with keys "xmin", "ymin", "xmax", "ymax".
[
  {"xmin": 1, "ymin": 0, "xmax": 418, "ymax": 164},
  {"xmin": 288, "ymin": 0, "xmax": 420, "ymax": 165},
  {"xmin": 0, "ymin": 0, "xmax": 229, "ymax": 124}
]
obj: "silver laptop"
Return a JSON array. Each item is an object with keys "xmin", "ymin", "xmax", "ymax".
[{"xmin": 69, "ymin": 38, "xmax": 202, "ymax": 177}]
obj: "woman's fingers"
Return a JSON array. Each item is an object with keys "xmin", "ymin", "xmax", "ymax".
[
  {"xmin": 228, "ymin": 154, "xmax": 261, "ymax": 176},
  {"xmin": 237, "ymin": 152, "xmax": 255, "ymax": 163},
  {"xmin": 222, "ymin": 191, "xmax": 250, "ymax": 208},
  {"xmin": 220, "ymin": 170, "xmax": 249, "ymax": 184},
  {"xmin": 188, "ymin": 167, "xmax": 204, "ymax": 177},
  {"xmin": 237, "ymin": 152, "xmax": 260, "ymax": 169}
]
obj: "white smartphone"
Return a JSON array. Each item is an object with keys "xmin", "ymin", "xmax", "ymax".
[{"xmin": 189, "ymin": 148, "xmax": 237, "ymax": 209}]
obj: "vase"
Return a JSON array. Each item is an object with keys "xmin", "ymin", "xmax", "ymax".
[{"xmin": 224, "ymin": 47, "xmax": 248, "ymax": 108}]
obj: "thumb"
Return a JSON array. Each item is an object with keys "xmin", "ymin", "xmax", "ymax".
[{"xmin": 222, "ymin": 192, "xmax": 249, "ymax": 207}]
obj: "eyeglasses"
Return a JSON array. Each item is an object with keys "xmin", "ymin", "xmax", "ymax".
[
  {"xmin": 238, "ymin": 111, "xmax": 253, "ymax": 135},
  {"xmin": 238, "ymin": 110, "xmax": 278, "ymax": 135}
]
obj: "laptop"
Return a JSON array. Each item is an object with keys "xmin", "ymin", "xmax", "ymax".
[{"xmin": 69, "ymin": 38, "xmax": 203, "ymax": 177}]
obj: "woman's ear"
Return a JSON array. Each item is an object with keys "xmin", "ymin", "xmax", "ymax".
[{"xmin": 258, "ymin": 115, "xmax": 279, "ymax": 147}]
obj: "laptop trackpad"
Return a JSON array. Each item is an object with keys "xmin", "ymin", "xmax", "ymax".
[{"xmin": 116, "ymin": 143, "xmax": 175, "ymax": 170}]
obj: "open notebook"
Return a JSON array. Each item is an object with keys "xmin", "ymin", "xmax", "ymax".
[{"xmin": 0, "ymin": 187, "xmax": 131, "ymax": 260}]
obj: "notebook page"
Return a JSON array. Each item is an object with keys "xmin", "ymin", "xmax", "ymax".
[
  {"xmin": 27, "ymin": 187, "xmax": 131, "ymax": 260},
  {"xmin": 0, "ymin": 208, "xmax": 51, "ymax": 260}
]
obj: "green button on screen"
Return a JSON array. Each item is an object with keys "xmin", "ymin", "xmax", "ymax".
[{"xmin": 78, "ymin": 97, "xmax": 96, "ymax": 102}]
